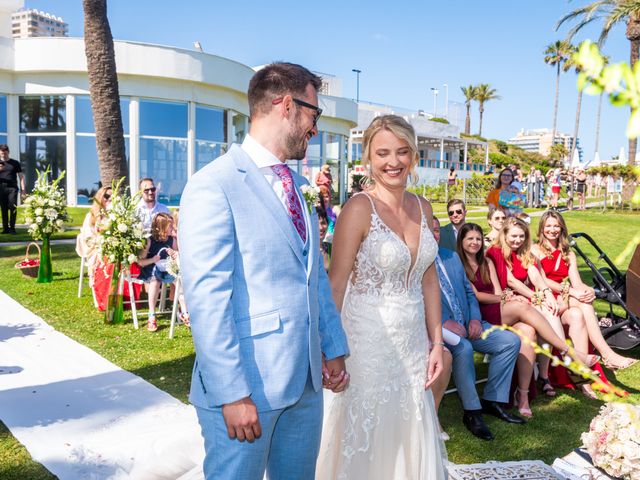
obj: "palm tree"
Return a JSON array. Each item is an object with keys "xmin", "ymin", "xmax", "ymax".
[
  {"xmin": 593, "ymin": 55, "xmax": 609, "ymax": 161},
  {"xmin": 558, "ymin": 1, "xmax": 640, "ymax": 166},
  {"xmin": 83, "ymin": 0, "xmax": 128, "ymax": 187},
  {"xmin": 474, "ymin": 84, "xmax": 500, "ymax": 137},
  {"xmin": 544, "ymin": 40, "xmax": 573, "ymax": 143},
  {"xmin": 564, "ymin": 43, "xmax": 582, "ymax": 167},
  {"xmin": 461, "ymin": 85, "xmax": 476, "ymax": 135}
]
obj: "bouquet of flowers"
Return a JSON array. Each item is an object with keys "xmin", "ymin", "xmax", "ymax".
[
  {"xmin": 581, "ymin": 402, "xmax": 640, "ymax": 479},
  {"xmin": 96, "ymin": 181, "xmax": 146, "ymax": 267},
  {"xmin": 300, "ymin": 184, "xmax": 320, "ymax": 213},
  {"xmin": 165, "ymin": 255, "xmax": 180, "ymax": 277},
  {"xmin": 23, "ymin": 169, "xmax": 68, "ymax": 240}
]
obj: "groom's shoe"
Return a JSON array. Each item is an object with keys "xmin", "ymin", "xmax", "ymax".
[
  {"xmin": 481, "ymin": 400, "xmax": 525, "ymax": 424},
  {"xmin": 462, "ymin": 412, "xmax": 494, "ymax": 441}
]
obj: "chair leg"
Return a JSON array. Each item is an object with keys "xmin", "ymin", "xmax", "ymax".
[
  {"xmin": 126, "ymin": 269, "xmax": 139, "ymax": 329},
  {"xmin": 77, "ymin": 257, "xmax": 85, "ymax": 298},
  {"xmin": 159, "ymin": 283, "xmax": 167, "ymax": 312},
  {"xmin": 169, "ymin": 278, "xmax": 181, "ymax": 339}
]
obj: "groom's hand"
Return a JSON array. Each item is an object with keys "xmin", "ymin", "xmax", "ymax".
[
  {"xmin": 323, "ymin": 356, "xmax": 350, "ymax": 393},
  {"xmin": 222, "ymin": 397, "xmax": 262, "ymax": 443}
]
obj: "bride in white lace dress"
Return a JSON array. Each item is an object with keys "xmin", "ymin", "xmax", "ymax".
[{"xmin": 317, "ymin": 115, "xmax": 448, "ymax": 479}]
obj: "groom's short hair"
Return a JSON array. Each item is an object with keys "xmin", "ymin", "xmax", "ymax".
[{"xmin": 248, "ymin": 62, "xmax": 322, "ymax": 118}]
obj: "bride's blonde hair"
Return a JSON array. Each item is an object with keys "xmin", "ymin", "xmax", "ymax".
[{"xmin": 361, "ymin": 115, "xmax": 419, "ymax": 188}]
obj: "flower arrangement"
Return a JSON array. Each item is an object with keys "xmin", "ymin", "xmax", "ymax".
[
  {"xmin": 300, "ymin": 184, "xmax": 320, "ymax": 213},
  {"xmin": 96, "ymin": 179, "xmax": 146, "ymax": 267},
  {"xmin": 23, "ymin": 169, "xmax": 68, "ymax": 240},
  {"xmin": 165, "ymin": 255, "xmax": 180, "ymax": 277},
  {"xmin": 581, "ymin": 402, "xmax": 640, "ymax": 479}
]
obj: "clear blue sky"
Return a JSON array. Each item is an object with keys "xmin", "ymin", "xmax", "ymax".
[{"xmin": 25, "ymin": 0, "xmax": 632, "ymax": 162}]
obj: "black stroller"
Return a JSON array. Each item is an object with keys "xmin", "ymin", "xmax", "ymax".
[{"xmin": 569, "ymin": 232, "xmax": 640, "ymax": 350}]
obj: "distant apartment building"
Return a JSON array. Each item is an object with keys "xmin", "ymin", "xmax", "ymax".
[
  {"xmin": 507, "ymin": 128, "xmax": 582, "ymax": 163},
  {"xmin": 11, "ymin": 9, "xmax": 67, "ymax": 38}
]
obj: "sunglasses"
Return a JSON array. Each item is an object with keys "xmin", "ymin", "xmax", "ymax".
[
  {"xmin": 448, "ymin": 209, "xmax": 464, "ymax": 216},
  {"xmin": 272, "ymin": 97, "xmax": 322, "ymax": 126},
  {"xmin": 144, "ymin": 187, "xmax": 157, "ymax": 194}
]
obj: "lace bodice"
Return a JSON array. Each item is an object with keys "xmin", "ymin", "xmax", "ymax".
[{"xmin": 349, "ymin": 193, "xmax": 438, "ymax": 300}]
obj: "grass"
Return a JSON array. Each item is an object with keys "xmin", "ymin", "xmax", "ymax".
[{"xmin": 0, "ymin": 209, "xmax": 639, "ymax": 476}]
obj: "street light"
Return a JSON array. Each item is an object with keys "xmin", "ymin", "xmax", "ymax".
[
  {"xmin": 430, "ymin": 87, "xmax": 439, "ymax": 117},
  {"xmin": 443, "ymin": 83, "xmax": 449, "ymax": 119},
  {"xmin": 352, "ymin": 69, "xmax": 362, "ymax": 103}
]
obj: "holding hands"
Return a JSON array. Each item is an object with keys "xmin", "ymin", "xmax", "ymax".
[{"xmin": 322, "ymin": 355, "xmax": 350, "ymax": 393}]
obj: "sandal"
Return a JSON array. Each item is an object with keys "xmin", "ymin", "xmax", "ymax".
[
  {"xmin": 179, "ymin": 312, "xmax": 191, "ymax": 328},
  {"xmin": 603, "ymin": 356, "xmax": 638, "ymax": 371},
  {"xmin": 513, "ymin": 388, "xmax": 533, "ymax": 418},
  {"xmin": 539, "ymin": 377, "xmax": 556, "ymax": 397},
  {"xmin": 580, "ymin": 383, "xmax": 598, "ymax": 400},
  {"xmin": 147, "ymin": 315, "xmax": 158, "ymax": 332}
]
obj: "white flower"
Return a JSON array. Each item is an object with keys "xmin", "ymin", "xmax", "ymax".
[
  {"xmin": 117, "ymin": 223, "xmax": 128, "ymax": 233},
  {"xmin": 35, "ymin": 207, "xmax": 43, "ymax": 216},
  {"xmin": 127, "ymin": 254, "xmax": 137, "ymax": 264},
  {"xmin": 36, "ymin": 216, "xmax": 43, "ymax": 224},
  {"xmin": 55, "ymin": 219, "xmax": 64, "ymax": 227}
]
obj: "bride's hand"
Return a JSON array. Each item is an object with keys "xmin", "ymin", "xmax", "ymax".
[{"xmin": 425, "ymin": 345, "xmax": 443, "ymax": 390}]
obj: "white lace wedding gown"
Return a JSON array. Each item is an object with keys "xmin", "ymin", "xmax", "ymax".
[{"xmin": 317, "ymin": 193, "xmax": 448, "ymax": 480}]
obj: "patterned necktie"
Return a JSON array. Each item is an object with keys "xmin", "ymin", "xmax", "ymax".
[
  {"xmin": 435, "ymin": 256, "xmax": 466, "ymax": 326},
  {"xmin": 271, "ymin": 163, "xmax": 307, "ymax": 243}
]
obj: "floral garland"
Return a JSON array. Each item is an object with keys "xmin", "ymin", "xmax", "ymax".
[
  {"xmin": 96, "ymin": 179, "xmax": 146, "ymax": 266},
  {"xmin": 581, "ymin": 402, "xmax": 640, "ymax": 480},
  {"xmin": 23, "ymin": 169, "xmax": 68, "ymax": 240},
  {"xmin": 530, "ymin": 289, "xmax": 545, "ymax": 307}
]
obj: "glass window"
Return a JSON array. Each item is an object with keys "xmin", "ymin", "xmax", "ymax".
[
  {"xmin": 76, "ymin": 136, "xmax": 129, "ymax": 204},
  {"xmin": 0, "ymin": 135, "xmax": 6, "ymax": 146},
  {"xmin": 306, "ymin": 131, "xmax": 322, "ymax": 160},
  {"xmin": 140, "ymin": 100, "xmax": 187, "ymax": 138},
  {"xmin": 196, "ymin": 105, "xmax": 225, "ymax": 142},
  {"xmin": 19, "ymin": 96, "xmax": 66, "ymax": 133},
  {"xmin": 140, "ymin": 138, "xmax": 187, "ymax": 206},
  {"xmin": 325, "ymin": 133, "xmax": 343, "ymax": 160},
  {"xmin": 76, "ymin": 96, "xmax": 130, "ymax": 134},
  {"xmin": 0, "ymin": 95, "xmax": 6, "ymax": 133},
  {"xmin": 196, "ymin": 141, "xmax": 226, "ymax": 172},
  {"xmin": 19, "ymin": 136, "xmax": 66, "ymax": 192},
  {"xmin": 231, "ymin": 112, "xmax": 247, "ymax": 144}
]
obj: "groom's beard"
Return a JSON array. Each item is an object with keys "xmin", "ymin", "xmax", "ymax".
[{"xmin": 284, "ymin": 114, "xmax": 310, "ymax": 161}]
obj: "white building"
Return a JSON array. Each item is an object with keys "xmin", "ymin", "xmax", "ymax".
[
  {"xmin": 11, "ymin": 8, "xmax": 67, "ymax": 38},
  {"xmin": 0, "ymin": 0, "xmax": 356, "ymax": 205},
  {"xmin": 507, "ymin": 128, "xmax": 582, "ymax": 163}
]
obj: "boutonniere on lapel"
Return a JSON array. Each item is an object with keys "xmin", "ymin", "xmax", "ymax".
[{"xmin": 300, "ymin": 185, "xmax": 320, "ymax": 214}]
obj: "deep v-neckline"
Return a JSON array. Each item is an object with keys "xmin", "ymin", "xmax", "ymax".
[{"xmin": 365, "ymin": 193, "xmax": 425, "ymax": 276}]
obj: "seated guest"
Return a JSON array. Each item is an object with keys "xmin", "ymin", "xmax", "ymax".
[
  {"xmin": 486, "ymin": 218, "xmax": 599, "ymax": 398},
  {"xmin": 439, "ymin": 199, "xmax": 467, "ymax": 251},
  {"xmin": 432, "ymin": 217, "xmax": 524, "ymax": 441},
  {"xmin": 135, "ymin": 177, "xmax": 170, "ymax": 234},
  {"xmin": 486, "ymin": 168, "xmax": 514, "ymax": 211},
  {"xmin": 76, "ymin": 186, "xmax": 112, "ymax": 290},
  {"xmin": 137, "ymin": 213, "xmax": 187, "ymax": 332},
  {"xmin": 533, "ymin": 211, "xmax": 636, "ymax": 372},
  {"xmin": 458, "ymin": 222, "xmax": 582, "ymax": 416},
  {"xmin": 484, "ymin": 206, "xmax": 506, "ymax": 249}
]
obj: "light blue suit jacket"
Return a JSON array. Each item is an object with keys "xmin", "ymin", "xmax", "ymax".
[
  {"xmin": 438, "ymin": 247, "xmax": 482, "ymax": 328},
  {"xmin": 179, "ymin": 145, "xmax": 349, "ymax": 412}
]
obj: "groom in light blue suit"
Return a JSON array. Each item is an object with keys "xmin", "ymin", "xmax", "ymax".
[{"xmin": 179, "ymin": 63, "xmax": 349, "ymax": 479}]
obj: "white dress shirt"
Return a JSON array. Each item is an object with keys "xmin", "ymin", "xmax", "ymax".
[
  {"xmin": 136, "ymin": 200, "xmax": 171, "ymax": 233},
  {"xmin": 241, "ymin": 134, "xmax": 309, "ymax": 246}
]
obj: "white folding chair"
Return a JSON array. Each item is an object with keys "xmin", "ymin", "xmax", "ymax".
[
  {"xmin": 168, "ymin": 275, "xmax": 183, "ymax": 339},
  {"xmin": 124, "ymin": 265, "xmax": 171, "ymax": 330},
  {"xmin": 78, "ymin": 257, "xmax": 87, "ymax": 298}
]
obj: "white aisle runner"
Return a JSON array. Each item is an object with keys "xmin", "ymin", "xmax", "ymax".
[{"xmin": 0, "ymin": 290, "xmax": 204, "ymax": 480}]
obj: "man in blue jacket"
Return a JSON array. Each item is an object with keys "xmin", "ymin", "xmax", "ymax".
[{"xmin": 433, "ymin": 217, "xmax": 523, "ymax": 441}]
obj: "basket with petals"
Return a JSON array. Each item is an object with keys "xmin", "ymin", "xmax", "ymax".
[{"xmin": 14, "ymin": 242, "xmax": 41, "ymax": 278}]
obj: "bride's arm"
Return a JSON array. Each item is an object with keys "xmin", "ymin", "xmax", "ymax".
[{"xmin": 328, "ymin": 196, "xmax": 370, "ymax": 312}]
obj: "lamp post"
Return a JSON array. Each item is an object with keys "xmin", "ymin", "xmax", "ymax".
[
  {"xmin": 430, "ymin": 87, "xmax": 439, "ymax": 117},
  {"xmin": 443, "ymin": 83, "xmax": 449, "ymax": 119},
  {"xmin": 352, "ymin": 69, "xmax": 362, "ymax": 103}
]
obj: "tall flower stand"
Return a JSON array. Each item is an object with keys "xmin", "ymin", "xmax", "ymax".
[
  {"xmin": 105, "ymin": 261, "xmax": 125, "ymax": 324},
  {"xmin": 36, "ymin": 235, "xmax": 53, "ymax": 283}
]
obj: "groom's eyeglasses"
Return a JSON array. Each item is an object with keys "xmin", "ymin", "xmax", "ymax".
[
  {"xmin": 448, "ymin": 209, "xmax": 464, "ymax": 216},
  {"xmin": 272, "ymin": 97, "xmax": 323, "ymax": 126}
]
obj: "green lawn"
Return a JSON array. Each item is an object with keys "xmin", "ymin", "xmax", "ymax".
[{"xmin": 0, "ymin": 209, "xmax": 639, "ymax": 477}]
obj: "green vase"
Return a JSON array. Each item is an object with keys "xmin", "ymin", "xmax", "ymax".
[
  {"xmin": 36, "ymin": 235, "xmax": 53, "ymax": 283},
  {"xmin": 105, "ymin": 261, "xmax": 125, "ymax": 324}
]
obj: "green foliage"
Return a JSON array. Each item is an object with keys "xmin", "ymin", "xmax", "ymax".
[
  {"xmin": 489, "ymin": 152, "xmax": 512, "ymax": 168},
  {"xmin": 430, "ymin": 117, "xmax": 450, "ymax": 124},
  {"xmin": 587, "ymin": 164, "xmax": 640, "ymax": 180},
  {"xmin": 493, "ymin": 140, "xmax": 509, "ymax": 154},
  {"xmin": 461, "ymin": 133, "xmax": 487, "ymax": 142}
]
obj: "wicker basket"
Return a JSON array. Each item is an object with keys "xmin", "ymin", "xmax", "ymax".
[{"xmin": 15, "ymin": 242, "xmax": 41, "ymax": 278}]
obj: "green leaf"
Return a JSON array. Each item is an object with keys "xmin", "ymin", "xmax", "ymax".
[{"xmin": 626, "ymin": 108, "xmax": 640, "ymax": 139}]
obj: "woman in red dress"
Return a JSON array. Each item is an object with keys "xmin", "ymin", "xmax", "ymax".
[
  {"xmin": 533, "ymin": 211, "xmax": 637, "ymax": 374},
  {"xmin": 486, "ymin": 218, "xmax": 599, "ymax": 406},
  {"xmin": 458, "ymin": 222, "xmax": 589, "ymax": 416}
]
